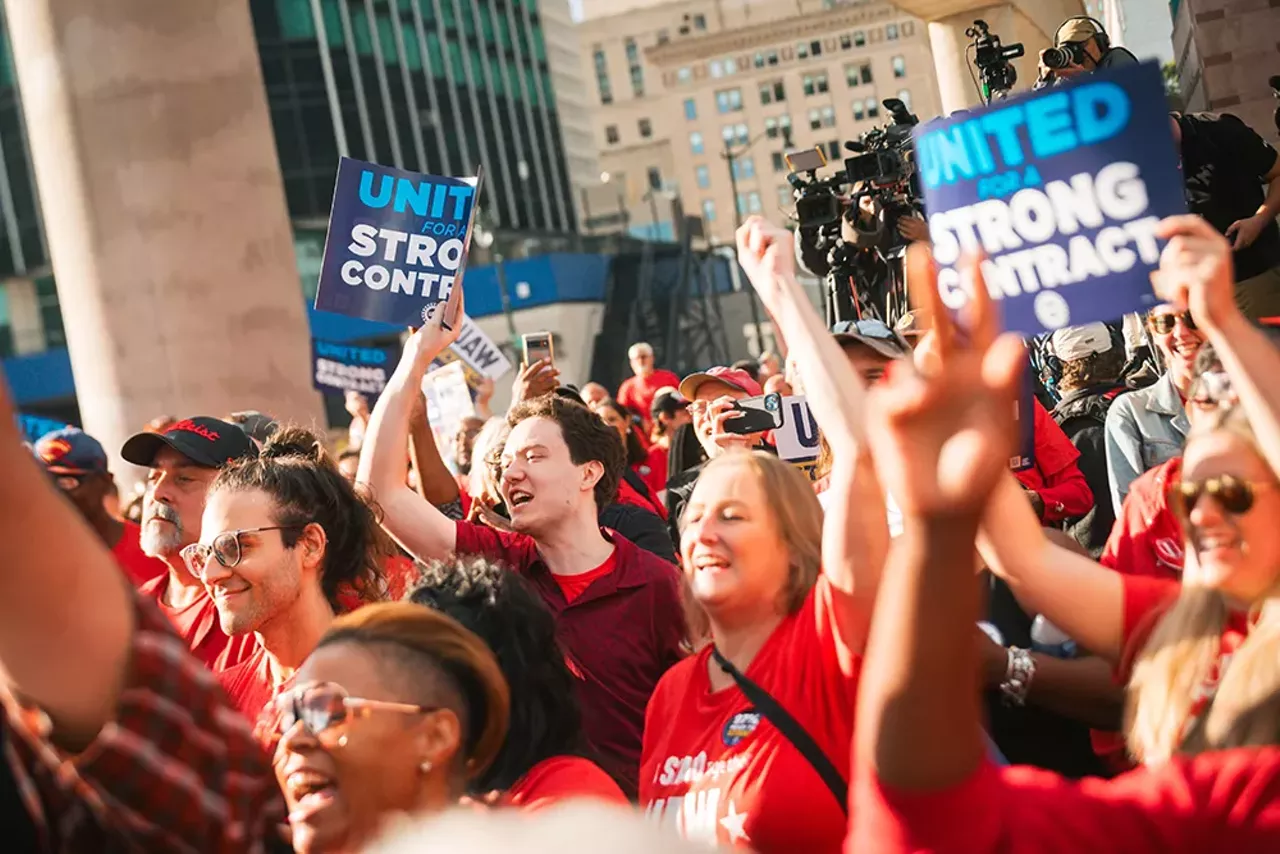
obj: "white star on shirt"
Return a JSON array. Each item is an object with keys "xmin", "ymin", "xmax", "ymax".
[{"xmin": 720, "ymin": 800, "xmax": 751, "ymax": 844}]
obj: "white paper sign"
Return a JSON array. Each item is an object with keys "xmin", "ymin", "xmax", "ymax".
[
  {"xmin": 423, "ymin": 361, "xmax": 476, "ymax": 458},
  {"xmin": 774, "ymin": 395, "xmax": 820, "ymax": 463}
]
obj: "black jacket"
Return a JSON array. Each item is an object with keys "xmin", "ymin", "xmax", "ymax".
[{"xmin": 1051, "ymin": 384, "xmax": 1126, "ymax": 557}]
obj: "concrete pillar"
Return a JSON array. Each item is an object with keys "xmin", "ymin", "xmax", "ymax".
[{"xmin": 4, "ymin": 1, "xmax": 321, "ymax": 473}]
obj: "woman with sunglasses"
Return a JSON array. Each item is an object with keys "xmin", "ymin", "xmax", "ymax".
[
  {"xmin": 409, "ymin": 556, "xmax": 627, "ymax": 809},
  {"xmin": 1103, "ymin": 305, "xmax": 1206, "ymax": 513},
  {"xmin": 272, "ymin": 600, "xmax": 509, "ymax": 853},
  {"xmin": 181, "ymin": 427, "xmax": 386, "ymax": 723},
  {"xmin": 849, "ymin": 240, "xmax": 1280, "ymax": 854}
]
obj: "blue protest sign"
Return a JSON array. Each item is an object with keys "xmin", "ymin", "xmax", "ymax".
[
  {"xmin": 17, "ymin": 413, "xmax": 71, "ymax": 444},
  {"xmin": 914, "ymin": 61, "xmax": 1183, "ymax": 336},
  {"xmin": 311, "ymin": 340, "xmax": 398, "ymax": 397},
  {"xmin": 315, "ymin": 158, "xmax": 483, "ymax": 326}
]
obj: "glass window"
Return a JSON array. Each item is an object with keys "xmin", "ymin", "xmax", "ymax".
[
  {"xmin": 678, "ymin": 66, "xmax": 692, "ymax": 83},
  {"xmin": 846, "ymin": 64, "xmax": 858, "ymax": 87},
  {"xmin": 277, "ymin": 0, "xmax": 317, "ymax": 39},
  {"xmin": 735, "ymin": 193, "xmax": 747, "ymax": 215},
  {"xmin": 886, "ymin": 23, "xmax": 899, "ymax": 40},
  {"xmin": 764, "ymin": 114, "xmax": 792, "ymax": 139},
  {"xmin": 810, "ymin": 40, "xmax": 823, "ymax": 56},
  {"xmin": 866, "ymin": 97, "xmax": 880, "ymax": 118},
  {"xmin": 854, "ymin": 30, "xmax": 866, "ymax": 46},
  {"xmin": 696, "ymin": 165, "xmax": 711, "ymax": 189},
  {"xmin": 796, "ymin": 42, "xmax": 808, "ymax": 59},
  {"xmin": 747, "ymin": 191, "xmax": 762, "ymax": 213},
  {"xmin": 448, "ymin": 41, "xmax": 465, "ymax": 79},
  {"xmin": 827, "ymin": 140, "xmax": 841, "ymax": 159},
  {"xmin": 771, "ymin": 151, "xmax": 785, "ymax": 172},
  {"xmin": 690, "ymin": 131, "xmax": 704, "ymax": 154},
  {"xmin": 496, "ymin": 12, "xmax": 512, "ymax": 48},
  {"xmin": 803, "ymin": 73, "xmax": 827, "ymax": 96},
  {"xmin": 35, "ymin": 277, "xmax": 65, "ymax": 349},
  {"xmin": 735, "ymin": 122, "xmax": 749, "ymax": 146},
  {"xmin": 605, "ymin": 125, "xmax": 619, "ymax": 144},
  {"xmin": 852, "ymin": 100, "xmax": 864, "ymax": 121},
  {"xmin": 647, "ymin": 167, "xmax": 662, "ymax": 190},
  {"xmin": 821, "ymin": 105, "xmax": 835, "ymax": 127},
  {"xmin": 351, "ymin": 9, "xmax": 374, "ymax": 55},
  {"xmin": 626, "ymin": 38, "xmax": 644, "ymax": 96},
  {"xmin": 693, "ymin": 13, "xmax": 707, "ymax": 30},
  {"xmin": 861, "ymin": 63, "xmax": 873, "ymax": 84},
  {"xmin": 767, "ymin": 49, "xmax": 778, "ymax": 65},
  {"xmin": 808, "ymin": 108, "xmax": 821, "ymax": 130},
  {"xmin": 716, "ymin": 87, "xmax": 743, "ymax": 113},
  {"xmin": 625, "ymin": 38, "xmax": 640, "ymax": 62},
  {"xmin": 702, "ymin": 199, "xmax": 716, "ymax": 222},
  {"xmin": 684, "ymin": 98, "xmax": 697, "ymax": 120},
  {"xmin": 594, "ymin": 48, "xmax": 613, "ymax": 104},
  {"xmin": 839, "ymin": 33, "xmax": 852, "ymax": 50},
  {"xmin": 731, "ymin": 157, "xmax": 755, "ymax": 180},
  {"xmin": 425, "ymin": 30, "xmax": 445, "ymax": 77},
  {"xmin": 893, "ymin": 55, "xmax": 906, "ymax": 78},
  {"xmin": 639, "ymin": 118, "xmax": 652, "ymax": 138},
  {"xmin": 710, "ymin": 60, "xmax": 724, "ymax": 78},
  {"xmin": 725, "ymin": 57, "xmax": 738, "ymax": 74},
  {"xmin": 754, "ymin": 52, "xmax": 765, "ymax": 68}
]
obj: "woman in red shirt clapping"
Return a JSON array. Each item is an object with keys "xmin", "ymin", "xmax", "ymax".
[
  {"xmin": 640, "ymin": 217, "xmax": 888, "ymax": 853},
  {"xmin": 849, "ymin": 224, "xmax": 1280, "ymax": 854}
]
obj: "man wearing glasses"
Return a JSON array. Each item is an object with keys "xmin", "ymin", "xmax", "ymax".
[
  {"xmin": 120, "ymin": 417, "xmax": 258, "ymax": 669},
  {"xmin": 34, "ymin": 427, "xmax": 166, "ymax": 587}
]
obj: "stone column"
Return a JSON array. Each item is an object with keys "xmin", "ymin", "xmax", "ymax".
[{"xmin": 4, "ymin": 0, "xmax": 322, "ymax": 475}]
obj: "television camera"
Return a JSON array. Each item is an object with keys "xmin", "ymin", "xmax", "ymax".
[{"xmin": 966, "ymin": 19, "xmax": 1024, "ymax": 103}]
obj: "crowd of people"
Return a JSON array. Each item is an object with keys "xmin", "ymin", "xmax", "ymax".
[{"xmin": 5, "ymin": 19, "xmax": 1280, "ymax": 851}]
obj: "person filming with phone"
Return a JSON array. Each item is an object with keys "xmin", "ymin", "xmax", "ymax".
[{"xmin": 1035, "ymin": 16, "xmax": 1137, "ymax": 88}]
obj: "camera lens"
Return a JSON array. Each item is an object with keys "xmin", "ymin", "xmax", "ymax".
[{"xmin": 1042, "ymin": 46, "xmax": 1073, "ymax": 70}]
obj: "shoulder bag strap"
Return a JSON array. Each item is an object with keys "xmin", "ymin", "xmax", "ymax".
[{"xmin": 710, "ymin": 646, "xmax": 848, "ymax": 814}]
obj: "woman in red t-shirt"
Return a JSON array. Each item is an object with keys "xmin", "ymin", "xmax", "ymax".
[
  {"xmin": 408, "ymin": 556, "xmax": 626, "ymax": 809},
  {"xmin": 639, "ymin": 217, "xmax": 888, "ymax": 853},
  {"xmin": 849, "ymin": 236, "xmax": 1280, "ymax": 854}
]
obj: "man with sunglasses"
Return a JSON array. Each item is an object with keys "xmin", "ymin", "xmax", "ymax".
[
  {"xmin": 1104, "ymin": 306, "xmax": 1204, "ymax": 514},
  {"xmin": 34, "ymin": 427, "xmax": 166, "ymax": 587},
  {"xmin": 121, "ymin": 416, "xmax": 259, "ymax": 669}
]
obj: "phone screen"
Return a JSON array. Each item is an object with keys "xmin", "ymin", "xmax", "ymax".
[{"xmin": 522, "ymin": 333, "xmax": 554, "ymax": 366}]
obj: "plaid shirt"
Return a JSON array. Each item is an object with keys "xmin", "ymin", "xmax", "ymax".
[{"xmin": 1, "ymin": 590, "xmax": 285, "ymax": 853}]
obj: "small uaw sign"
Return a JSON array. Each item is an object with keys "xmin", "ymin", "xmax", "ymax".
[
  {"xmin": 315, "ymin": 158, "xmax": 483, "ymax": 326},
  {"xmin": 913, "ymin": 61, "xmax": 1184, "ymax": 335},
  {"xmin": 774, "ymin": 396, "xmax": 820, "ymax": 467},
  {"xmin": 431, "ymin": 313, "xmax": 513, "ymax": 389}
]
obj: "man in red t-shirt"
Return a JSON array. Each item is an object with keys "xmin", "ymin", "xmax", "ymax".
[
  {"xmin": 120, "ymin": 417, "xmax": 259, "ymax": 670},
  {"xmin": 617, "ymin": 342, "xmax": 681, "ymax": 427},
  {"xmin": 34, "ymin": 427, "xmax": 167, "ymax": 588},
  {"xmin": 361, "ymin": 316, "xmax": 688, "ymax": 798}
]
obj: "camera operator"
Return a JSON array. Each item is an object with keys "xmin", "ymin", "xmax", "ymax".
[{"xmin": 1036, "ymin": 17, "xmax": 1137, "ymax": 87}]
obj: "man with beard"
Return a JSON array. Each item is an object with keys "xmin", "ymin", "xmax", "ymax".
[{"xmin": 121, "ymin": 417, "xmax": 258, "ymax": 669}]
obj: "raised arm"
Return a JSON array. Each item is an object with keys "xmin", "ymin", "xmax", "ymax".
[
  {"xmin": 0, "ymin": 381, "xmax": 133, "ymax": 749},
  {"xmin": 407, "ymin": 388, "xmax": 461, "ymax": 508},
  {"xmin": 735, "ymin": 216, "xmax": 887, "ymax": 651},
  {"xmin": 357, "ymin": 287, "xmax": 464, "ymax": 560}
]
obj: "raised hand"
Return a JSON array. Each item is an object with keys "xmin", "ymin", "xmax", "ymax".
[
  {"xmin": 511, "ymin": 358, "xmax": 560, "ymax": 405},
  {"xmin": 1150, "ymin": 214, "xmax": 1238, "ymax": 334},
  {"xmin": 864, "ymin": 246, "xmax": 1025, "ymax": 519},
  {"xmin": 735, "ymin": 215, "xmax": 797, "ymax": 309},
  {"xmin": 405, "ymin": 284, "xmax": 465, "ymax": 370}
]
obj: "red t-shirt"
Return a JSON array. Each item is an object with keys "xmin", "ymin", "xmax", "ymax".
[
  {"xmin": 552, "ymin": 552, "xmax": 617, "ymax": 603},
  {"xmin": 1100, "ymin": 457, "xmax": 1185, "ymax": 581},
  {"xmin": 640, "ymin": 577, "xmax": 859, "ymax": 853},
  {"xmin": 1013, "ymin": 399, "xmax": 1094, "ymax": 522},
  {"xmin": 850, "ymin": 749, "xmax": 1280, "ymax": 854},
  {"xmin": 618, "ymin": 370, "xmax": 682, "ymax": 423},
  {"xmin": 453, "ymin": 521, "xmax": 687, "ymax": 798},
  {"xmin": 138, "ymin": 573, "xmax": 255, "ymax": 671},
  {"xmin": 111, "ymin": 520, "xmax": 167, "ymax": 587},
  {"xmin": 639, "ymin": 444, "xmax": 670, "ymax": 495},
  {"xmin": 503, "ymin": 755, "xmax": 629, "ymax": 810}
]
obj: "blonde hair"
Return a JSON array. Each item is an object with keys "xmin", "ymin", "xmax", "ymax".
[
  {"xmin": 680, "ymin": 452, "xmax": 822, "ymax": 620},
  {"xmin": 1126, "ymin": 408, "xmax": 1280, "ymax": 763}
]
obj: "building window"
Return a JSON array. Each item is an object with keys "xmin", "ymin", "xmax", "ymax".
[
  {"xmin": 593, "ymin": 48, "xmax": 612, "ymax": 104},
  {"xmin": 747, "ymin": 191, "xmax": 762, "ymax": 213},
  {"xmin": 821, "ymin": 105, "xmax": 835, "ymax": 127},
  {"xmin": 735, "ymin": 193, "xmax": 747, "ymax": 215},
  {"xmin": 690, "ymin": 131, "xmax": 704, "ymax": 154},
  {"xmin": 677, "ymin": 66, "xmax": 692, "ymax": 84},
  {"xmin": 796, "ymin": 41, "xmax": 808, "ymax": 59},
  {"xmin": 696, "ymin": 165, "xmax": 711, "ymax": 189},
  {"xmin": 852, "ymin": 100, "xmax": 864, "ymax": 121},
  {"xmin": 840, "ymin": 33, "xmax": 852, "ymax": 50},
  {"xmin": 710, "ymin": 60, "xmax": 724, "ymax": 78},
  {"xmin": 778, "ymin": 185, "xmax": 793, "ymax": 208},
  {"xmin": 866, "ymin": 96, "xmax": 880, "ymax": 118},
  {"xmin": 721, "ymin": 122, "xmax": 749, "ymax": 147},
  {"xmin": 625, "ymin": 38, "xmax": 644, "ymax": 96},
  {"xmin": 897, "ymin": 88, "xmax": 912, "ymax": 109},
  {"xmin": 647, "ymin": 167, "xmax": 663, "ymax": 190},
  {"xmin": 802, "ymin": 73, "xmax": 828, "ymax": 96},
  {"xmin": 903, "ymin": 21, "xmax": 915, "ymax": 36},
  {"xmin": 771, "ymin": 151, "xmax": 786, "ymax": 172},
  {"xmin": 639, "ymin": 118, "xmax": 652, "ymax": 138},
  {"xmin": 754, "ymin": 52, "xmax": 766, "ymax": 68},
  {"xmin": 764, "ymin": 114, "xmax": 792, "ymax": 139},
  {"xmin": 605, "ymin": 124, "xmax": 620, "ymax": 144},
  {"xmin": 725, "ymin": 57, "xmax": 738, "ymax": 74},
  {"xmin": 767, "ymin": 49, "xmax": 779, "ymax": 65},
  {"xmin": 35, "ymin": 277, "xmax": 65, "ymax": 349},
  {"xmin": 731, "ymin": 157, "xmax": 756, "ymax": 180},
  {"xmin": 827, "ymin": 140, "xmax": 841, "ymax": 159},
  {"xmin": 810, "ymin": 40, "xmax": 823, "ymax": 56},
  {"xmin": 702, "ymin": 199, "xmax": 717, "ymax": 222},
  {"xmin": 861, "ymin": 63, "xmax": 874, "ymax": 84},
  {"xmin": 693, "ymin": 13, "xmax": 707, "ymax": 30},
  {"xmin": 808, "ymin": 108, "xmax": 821, "ymax": 130},
  {"xmin": 716, "ymin": 87, "xmax": 743, "ymax": 113},
  {"xmin": 759, "ymin": 80, "xmax": 786, "ymax": 104},
  {"xmin": 886, "ymin": 23, "xmax": 899, "ymax": 40},
  {"xmin": 893, "ymin": 55, "xmax": 906, "ymax": 78},
  {"xmin": 854, "ymin": 30, "xmax": 866, "ymax": 46},
  {"xmin": 684, "ymin": 97, "xmax": 697, "ymax": 120}
]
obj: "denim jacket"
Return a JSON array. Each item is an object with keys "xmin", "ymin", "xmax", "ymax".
[{"xmin": 1104, "ymin": 373, "xmax": 1190, "ymax": 515}]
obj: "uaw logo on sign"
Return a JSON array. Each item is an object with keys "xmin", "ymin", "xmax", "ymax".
[
  {"xmin": 314, "ymin": 158, "xmax": 483, "ymax": 327},
  {"xmin": 722, "ymin": 710, "xmax": 761, "ymax": 747},
  {"xmin": 913, "ymin": 61, "xmax": 1184, "ymax": 335}
]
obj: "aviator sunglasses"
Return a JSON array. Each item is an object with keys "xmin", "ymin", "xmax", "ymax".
[
  {"xmin": 1148, "ymin": 311, "xmax": 1198, "ymax": 335},
  {"xmin": 273, "ymin": 681, "xmax": 438, "ymax": 744},
  {"xmin": 1169, "ymin": 474, "xmax": 1277, "ymax": 519},
  {"xmin": 179, "ymin": 525, "xmax": 303, "ymax": 580}
]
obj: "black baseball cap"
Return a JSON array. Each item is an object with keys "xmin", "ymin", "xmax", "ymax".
[
  {"xmin": 830, "ymin": 319, "xmax": 912, "ymax": 359},
  {"xmin": 121, "ymin": 416, "xmax": 258, "ymax": 469}
]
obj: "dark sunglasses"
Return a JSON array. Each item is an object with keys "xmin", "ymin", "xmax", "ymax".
[
  {"xmin": 179, "ymin": 525, "xmax": 302, "ymax": 581},
  {"xmin": 1148, "ymin": 311, "xmax": 1197, "ymax": 335},
  {"xmin": 273, "ymin": 681, "xmax": 438, "ymax": 744},
  {"xmin": 1169, "ymin": 474, "xmax": 1276, "ymax": 518}
]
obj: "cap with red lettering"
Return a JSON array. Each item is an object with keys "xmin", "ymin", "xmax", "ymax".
[
  {"xmin": 35, "ymin": 427, "xmax": 110, "ymax": 476},
  {"xmin": 121, "ymin": 416, "xmax": 258, "ymax": 469}
]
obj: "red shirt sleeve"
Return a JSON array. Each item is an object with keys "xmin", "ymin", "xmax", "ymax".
[
  {"xmin": 453, "ymin": 520, "xmax": 539, "ymax": 570},
  {"xmin": 1025, "ymin": 400, "xmax": 1093, "ymax": 521},
  {"xmin": 504, "ymin": 755, "xmax": 628, "ymax": 811},
  {"xmin": 851, "ymin": 749, "xmax": 1280, "ymax": 854}
]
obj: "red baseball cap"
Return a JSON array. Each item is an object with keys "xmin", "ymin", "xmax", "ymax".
[{"xmin": 679, "ymin": 366, "xmax": 763, "ymax": 400}]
